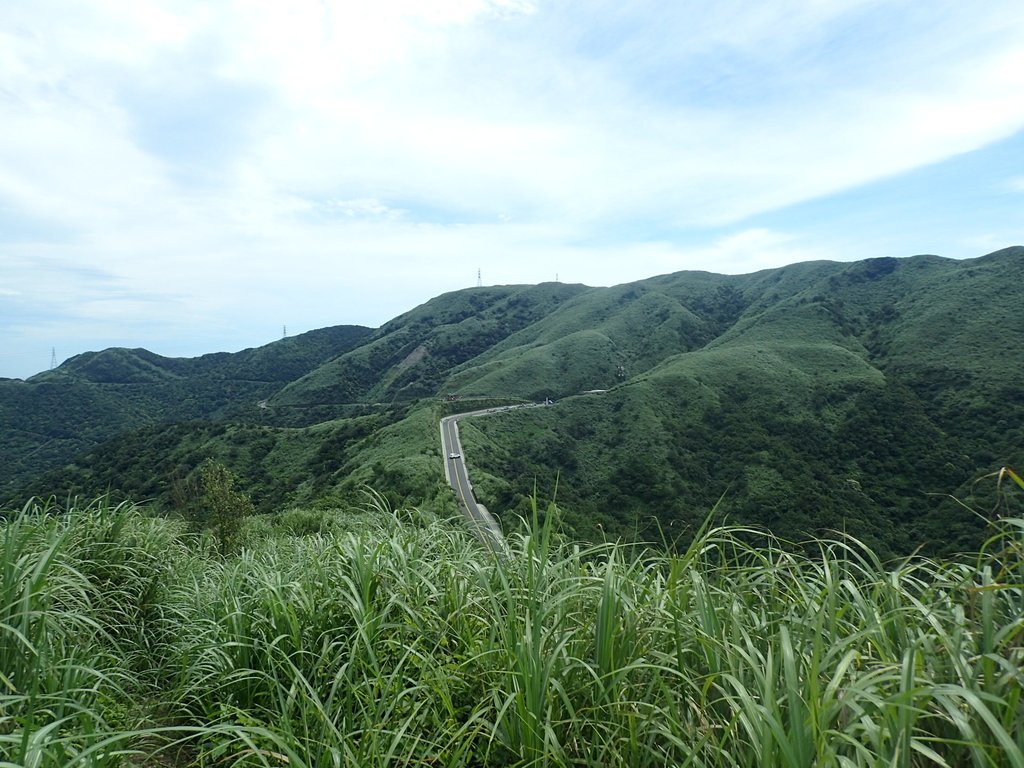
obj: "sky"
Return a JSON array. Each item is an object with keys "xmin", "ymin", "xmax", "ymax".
[{"xmin": 2, "ymin": 1, "xmax": 1023, "ymax": 379}]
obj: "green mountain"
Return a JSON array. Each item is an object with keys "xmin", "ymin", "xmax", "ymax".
[
  {"xmin": 0, "ymin": 325, "xmax": 373, "ymax": 500},
  {"xmin": 455, "ymin": 250, "xmax": 1024, "ymax": 553},
  {"xmin": 269, "ymin": 281, "xmax": 589, "ymax": 405},
  {"xmin": 4, "ymin": 247, "xmax": 1022, "ymax": 554}
]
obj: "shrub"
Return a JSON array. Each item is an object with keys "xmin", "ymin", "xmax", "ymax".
[{"xmin": 197, "ymin": 459, "xmax": 254, "ymax": 557}]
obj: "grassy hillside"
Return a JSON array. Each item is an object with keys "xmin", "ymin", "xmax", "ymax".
[
  {"xmin": 0, "ymin": 325, "xmax": 372, "ymax": 499},
  {"xmin": 14, "ymin": 401, "xmax": 452, "ymax": 518},
  {"xmin": 458, "ymin": 249, "xmax": 1024, "ymax": 554},
  {"xmin": 440, "ymin": 276, "xmax": 744, "ymax": 398},
  {"xmin": 3, "ymin": 248, "xmax": 1022, "ymax": 554},
  {"xmin": 3, "ymin": 494, "xmax": 1023, "ymax": 766},
  {"xmin": 270, "ymin": 282, "xmax": 588, "ymax": 405}
]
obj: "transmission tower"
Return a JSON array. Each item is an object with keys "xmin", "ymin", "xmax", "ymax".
[
  {"xmin": 282, "ymin": 325, "xmax": 287, "ymax": 339},
  {"xmin": 50, "ymin": 347, "xmax": 57, "ymax": 370},
  {"xmin": 476, "ymin": 268, "xmax": 482, "ymax": 288}
]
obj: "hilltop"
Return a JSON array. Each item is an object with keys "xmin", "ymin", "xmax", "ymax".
[
  {"xmin": 0, "ymin": 325, "xmax": 372, "ymax": 499},
  {"xmin": 458, "ymin": 249, "xmax": 1024, "ymax": 552},
  {"xmin": 3, "ymin": 247, "xmax": 1022, "ymax": 554}
]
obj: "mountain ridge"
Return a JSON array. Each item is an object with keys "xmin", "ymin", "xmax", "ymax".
[{"xmin": 3, "ymin": 246, "xmax": 1022, "ymax": 554}]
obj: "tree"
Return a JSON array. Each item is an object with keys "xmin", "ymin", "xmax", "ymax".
[{"xmin": 198, "ymin": 459, "xmax": 254, "ymax": 556}]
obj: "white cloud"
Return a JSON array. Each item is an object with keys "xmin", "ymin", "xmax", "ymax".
[
  {"xmin": 1, "ymin": 0, "xmax": 1024, "ymax": 376},
  {"xmin": 958, "ymin": 233, "xmax": 1024, "ymax": 256},
  {"xmin": 680, "ymin": 229, "xmax": 829, "ymax": 276},
  {"xmin": 553, "ymin": 229, "xmax": 833, "ymax": 284},
  {"xmin": 6, "ymin": 0, "xmax": 1024, "ymax": 232},
  {"xmin": 326, "ymin": 198, "xmax": 405, "ymax": 219},
  {"xmin": 194, "ymin": 0, "xmax": 1024, "ymax": 230}
]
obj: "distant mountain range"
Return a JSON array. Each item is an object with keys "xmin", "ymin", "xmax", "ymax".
[{"xmin": 4, "ymin": 246, "xmax": 1022, "ymax": 555}]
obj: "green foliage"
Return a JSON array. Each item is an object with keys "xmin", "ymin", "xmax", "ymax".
[
  {"xmin": 454, "ymin": 249, "xmax": 1024, "ymax": 554},
  {"xmin": 0, "ymin": 497, "xmax": 193, "ymax": 766},
  {"xmin": 7, "ymin": 247, "xmax": 1024, "ymax": 763},
  {"xmin": 0, "ymin": 325, "xmax": 372, "ymax": 499},
  {"xmin": 14, "ymin": 405, "xmax": 413, "ymax": 516},
  {"xmin": 271, "ymin": 282, "xmax": 589, "ymax": 406},
  {"xmin": 195, "ymin": 459, "xmax": 255, "ymax": 556},
  {"xmin": 4, "ymin": 247, "xmax": 1024, "ymax": 555},
  {"xmin": 2, "ymin": 492, "xmax": 1023, "ymax": 766}
]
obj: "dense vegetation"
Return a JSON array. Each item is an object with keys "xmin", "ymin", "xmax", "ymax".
[
  {"xmin": 3, "ymin": 248, "xmax": 1022, "ymax": 554},
  {"xmin": 2, "ymin": 487, "xmax": 1023, "ymax": 767},
  {"xmin": 460, "ymin": 375, "xmax": 982, "ymax": 556},
  {"xmin": 0, "ymin": 325, "xmax": 372, "ymax": 501},
  {"xmin": 455, "ymin": 250, "xmax": 1024, "ymax": 554}
]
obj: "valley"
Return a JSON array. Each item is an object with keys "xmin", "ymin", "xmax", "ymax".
[
  {"xmin": 3, "ymin": 248, "xmax": 1024, "ymax": 767},
  {"xmin": 3, "ymin": 247, "xmax": 1023, "ymax": 555}
]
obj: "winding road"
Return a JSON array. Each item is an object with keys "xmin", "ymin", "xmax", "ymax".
[{"xmin": 440, "ymin": 406, "xmax": 531, "ymax": 557}]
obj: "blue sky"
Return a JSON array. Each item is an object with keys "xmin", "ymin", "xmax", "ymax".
[{"xmin": 1, "ymin": 0, "xmax": 1022, "ymax": 379}]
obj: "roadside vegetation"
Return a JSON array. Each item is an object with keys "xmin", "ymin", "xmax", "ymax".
[{"xmin": 3, "ymin": 476, "xmax": 1022, "ymax": 767}]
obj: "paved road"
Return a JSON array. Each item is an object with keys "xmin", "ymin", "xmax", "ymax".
[{"xmin": 440, "ymin": 408, "xmax": 518, "ymax": 557}]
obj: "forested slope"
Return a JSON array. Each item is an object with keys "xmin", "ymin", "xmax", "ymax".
[
  {"xmin": 458, "ymin": 248, "xmax": 1024, "ymax": 554},
  {"xmin": 4, "ymin": 247, "xmax": 1022, "ymax": 554},
  {"xmin": 0, "ymin": 325, "xmax": 372, "ymax": 498}
]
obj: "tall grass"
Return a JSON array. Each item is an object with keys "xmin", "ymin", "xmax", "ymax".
[
  {"xmin": 2, "ymin": 492, "xmax": 1022, "ymax": 766},
  {"xmin": 0, "ymin": 497, "xmax": 192, "ymax": 766}
]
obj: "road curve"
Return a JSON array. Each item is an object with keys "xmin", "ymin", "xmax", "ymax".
[{"xmin": 439, "ymin": 409, "xmax": 512, "ymax": 558}]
